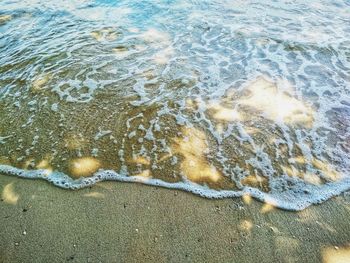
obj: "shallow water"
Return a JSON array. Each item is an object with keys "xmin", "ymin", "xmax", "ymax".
[{"xmin": 0, "ymin": 0, "xmax": 349, "ymax": 210}]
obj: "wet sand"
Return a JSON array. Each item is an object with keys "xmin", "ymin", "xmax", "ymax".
[{"xmin": 0, "ymin": 174, "xmax": 349, "ymax": 263}]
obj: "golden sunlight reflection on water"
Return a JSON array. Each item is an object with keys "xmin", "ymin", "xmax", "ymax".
[
  {"xmin": 172, "ymin": 127, "xmax": 223, "ymax": 184},
  {"xmin": 69, "ymin": 157, "xmax": 101, "ymax": 178}
]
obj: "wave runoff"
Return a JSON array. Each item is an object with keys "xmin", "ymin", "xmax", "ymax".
[{"xmin": 0, "ymin": 0, "xmax": 349, "ymax": 210}]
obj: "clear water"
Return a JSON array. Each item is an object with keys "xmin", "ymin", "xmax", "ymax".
[{"xmin": 0, "ymin": 0, "xmax": 349, "ymax": 210}]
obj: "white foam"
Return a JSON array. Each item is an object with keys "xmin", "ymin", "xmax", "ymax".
[{"xmin": 1, "ymin": 164, "xmax": 349, "ymax": 211}]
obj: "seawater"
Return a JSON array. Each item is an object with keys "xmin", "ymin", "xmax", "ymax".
[{"xmin": 0, "ymin": 0, "xmax": 349, "ymax": 210}]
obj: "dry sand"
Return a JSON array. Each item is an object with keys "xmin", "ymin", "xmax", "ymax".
[{"xmin": 0, "ymin": 174, "xmax": 349, "ymax": 263}]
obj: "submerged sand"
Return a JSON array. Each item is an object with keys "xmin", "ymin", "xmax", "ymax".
[{"xmin": 0, "ymin": 174, "xmax": 349, "ymax": 263}]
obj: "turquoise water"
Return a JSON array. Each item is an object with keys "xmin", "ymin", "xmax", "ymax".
[{"xmin": 0, "ymin": 0, "xmax": 349, "ymax": 210}]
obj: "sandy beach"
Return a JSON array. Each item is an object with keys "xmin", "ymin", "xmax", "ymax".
[
  {"xmin": 1, "ymin": 1, "xmax": 350, "ymax": 262},
  {"xmin": 0, "ymin": 174, "xmax": 349, "ymax": 263}
]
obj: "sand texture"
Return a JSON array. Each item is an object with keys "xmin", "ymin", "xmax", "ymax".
[{"xmin": 0, "ymin": 174, "xmax": 350, "ymax": 263}]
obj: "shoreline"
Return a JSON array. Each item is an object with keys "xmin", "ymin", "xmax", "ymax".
[
  {"xmin": 1, "ymin": 174, "xmax": 350, "ymax": 263},
  {"xmin": 2, "ymin": 164, "xmax": 349, "ymax": 212}
]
